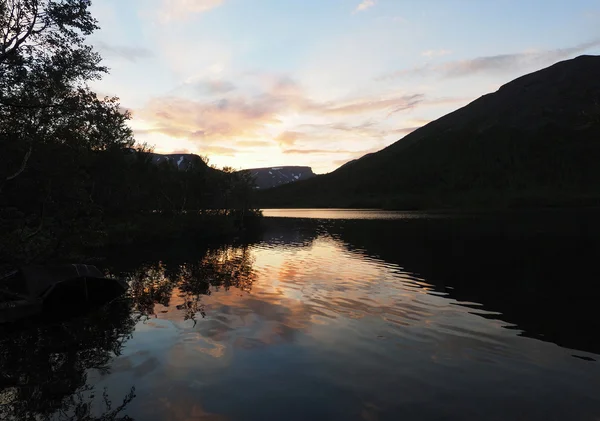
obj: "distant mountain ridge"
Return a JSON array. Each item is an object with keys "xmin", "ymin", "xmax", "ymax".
[
  {"xmin": 245, "ymin": 166, "xmax": 316, "ymax": 189},
  {"xmin": 148, "ymin": 153, "xmax": 206, "ymax": 170},
  {"xmin": 144, "ymin": 152, "xmax": 316, "ymax": 191},
  {"xmin": 258, "ymin": 55, "xmax": 600, "ymax": 209}
]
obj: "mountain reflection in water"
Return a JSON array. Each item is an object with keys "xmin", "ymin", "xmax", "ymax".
[{"xmin": 1, "ymin": 210, "xmax": 600, "ymax": 421}]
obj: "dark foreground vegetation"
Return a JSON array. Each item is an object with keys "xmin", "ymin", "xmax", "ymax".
[
  {"xmin": 259, "ymin": 55, "xmax": 600, "ymax": 210},
  {"xmin": 0, "ymin": 0, "xmax": 259, "ymax": 263}
]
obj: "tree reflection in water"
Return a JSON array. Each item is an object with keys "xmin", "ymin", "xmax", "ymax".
[
  {"xmin": 127, "ymin": 245, "xmax": 257, "ymax": 324},
  {"xmin": 0, "ymin": 244, "xmax": 257, "ymax": 420},
  {"xmin": 0, "ymin": 299, "xmax": 137, "ymax": 421}
]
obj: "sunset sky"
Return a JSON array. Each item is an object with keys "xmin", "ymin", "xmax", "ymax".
[{"xmin": 89, "ymin": 0, "xmax": 600, "ymax": 173}]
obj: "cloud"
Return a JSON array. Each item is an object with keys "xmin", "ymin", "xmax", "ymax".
[
  {"xmin": 298, "ymin": 121, "xmax": 387, "ymax": 140},
  {"xmin": 209, "ymin": 80, "xmax": 237, "ymax": 94},
  {"xmin": 235, "ymin": 140, "xmax": 274, "ymax": 148},
  {"xmin": 332, "ymin": 146, "xmax": 384, "ymax": 168},
  {"xmin": 329, "ymin": 121, "xmax": 376, "ymax": 131},
  {"xmin": 193, "ymin": 79, "xmax": 237, "ymax": 95},
  {"xmin": 393, "ymin": 126, "xmax": 421, "ymax": 135},
  {"xmin": 283, "ymin": 149, "xmax": 360, "ymax": 155},
  {"xmin": 95, "ymin": 41, "xmax": 153, "ymax": 62},
  {"xmin": 135, "ymin": 75, "xmax": 429, "ymax": 144},
  {"xmin": 321, "ymin": 94, "xmax": 423, "ymax": 116},
  {"xmin": 421, "ymin": 49, "xmax": 452, "ymax": 58},
  {"xmin": 355, "ymin": 0, "xmax": 376, "ymax": 13},
  {"xmin": 137, "ymin": 95, "xmax": 281, "ymax": 142},
  {"xmin": 203, "ymin": 146, "xmax": 238, "ymax": 156},
  {"xmin": 379, "ymin": 40, "xmax": 600, "ymax": 80},
  {"xmin": 276, "ymin": 131, "xmax": 302, "ymax": 146},
  {"xmin": 132, "ymin": 74, "xmax": 463, "ymax": 172},
  {"xmin": 159, "ymin": 0, "xmax": 223, "ymax": 21}
]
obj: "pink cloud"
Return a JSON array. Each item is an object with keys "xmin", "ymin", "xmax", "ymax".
[{"xmin": 135, "ymin": 76, "xmax": 430, "ymax": 144}]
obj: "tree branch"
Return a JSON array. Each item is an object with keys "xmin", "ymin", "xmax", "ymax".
[
  {"xmin": 6, "ymin": 143, "xmax": 33, "ymax": 181},
  {"xmin": 0, "ymin": 97, "xmax": 70, "ymax": 109},
  {"xmin": 24, "ymin": 180, "xmax": 51, "ymax": 241},
  {"xmin": 0, "ymin": 0, "xmax": 42, "ymax": 63}
]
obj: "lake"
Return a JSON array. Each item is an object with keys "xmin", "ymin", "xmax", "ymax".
[{"xmin": 1, "ymin": 209, "xmax": 600, "ymax": 421}]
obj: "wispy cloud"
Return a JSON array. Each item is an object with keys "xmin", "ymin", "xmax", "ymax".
[
  {"xmin": 355, "ymin": 0, "xmax": 376, "ymax": 13},
  {"xmin": 135, "ymin": 75, "xmax": 429, "ymax": 144},
  {"xmin": 95, "ymin": 41, "xmax": 153, "ymax": 62},
  {"xmin": 332, "ymin": 147, "xmax": 383, "ymax": 168},
  {"xmin": 421, "ymin": 49, "xmax": 452, "ymax": 58},
  {"xmin": 393, "ymin": 126, "xmax": 421, "ymax": 135},
  {"xmin": 191, "ymin": 79, "xmax": 237, "ymax": 95},
  {"xmin": 159, "ymin": 0, "xmax": 224, "ymax": 22},
  {"xmin": 283, "ymin": 148, "xmax": 363, "ymax": 155},
  {"xmin": 204, "ymin": 146, "xmax": 238, "ymax": 156},
  {"xmin": 298, "ymin": 121, "xmax": 385, "ymax": 140},
  {"xmin": 235, "ymin": 140, "xmax": 274, "ymax": 148},
  {"xmin": 379, "ymin": 40, "xmax": 600, "ymax": 80}
]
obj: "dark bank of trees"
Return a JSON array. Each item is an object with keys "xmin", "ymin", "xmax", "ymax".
[{"xmin": 0, "ymin": 0, "xmax": 259, "ymax": 262}]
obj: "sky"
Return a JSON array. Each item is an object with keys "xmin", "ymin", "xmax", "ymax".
[{"xmin": 88, "ymin": 0, "xmax": 600, "ymax": 173}]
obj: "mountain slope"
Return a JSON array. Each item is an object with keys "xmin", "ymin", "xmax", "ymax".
[
  {"xmin": 245, "ymin": 166, "xmax": 316, "ymax": 189},
  {"xmin": 258, "ymin": 55, "xmax": 600, "ymax": 209}
]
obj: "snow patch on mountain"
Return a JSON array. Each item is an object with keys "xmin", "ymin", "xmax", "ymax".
[{"xmin": 243, "ymin": 166, "xmax": 316, "ymax": 189}]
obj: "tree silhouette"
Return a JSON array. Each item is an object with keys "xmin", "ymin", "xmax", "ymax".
[{"xmin": 0, "ymin": 298, "xmax": 137, "ymax": 420}]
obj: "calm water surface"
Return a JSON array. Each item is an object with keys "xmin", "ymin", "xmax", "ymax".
[{"xmin": 1, "ymin": 210, "xmax": 600, "ymax": 420}]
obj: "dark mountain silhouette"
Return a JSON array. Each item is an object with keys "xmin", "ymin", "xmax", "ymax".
[
  {"xmin": 258, "ymin": 55, "xmax": 600, "ymax": 209},
  {"xmin": 244, "ymin": 166, "xmax": 316, "ymax": 189},
  {"xmin": 337, "ymin": 153, "xmax": 375, "ymax": 170}
]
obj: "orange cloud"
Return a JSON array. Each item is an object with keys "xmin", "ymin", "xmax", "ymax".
[
  {"xmin": 276, "ymin": 131, "xmax": 302, "ymax": 146},
  {"xmin": 135, "ymin": 76, "xmax": 428, "ymax": 145},
  {"xmin": 283, "ymin": 148, "xmax": 365, "ymax": 155},
  {"xmin": 136, "ymin": 95, "xmax": 281, "ymax": 142},
  {"xmin": 204, "ymin": 146, "xmax": 238, "ymax": 156},
  {"xmin": 235, "ymin": 140, "xmax": 274, "ymax": 148}
]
